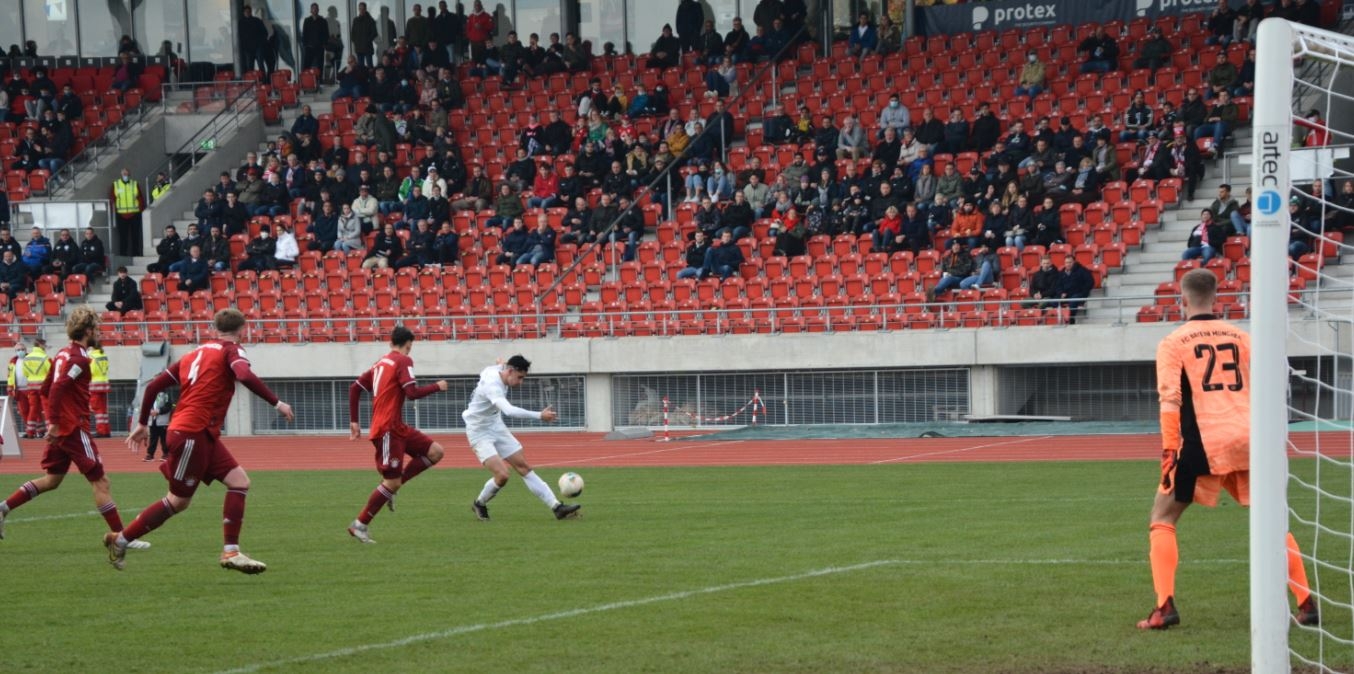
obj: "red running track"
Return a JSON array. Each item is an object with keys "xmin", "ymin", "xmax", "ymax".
[{"xmin": 0, "ymin": 431, "xmax": 1340, "ymax": 474}]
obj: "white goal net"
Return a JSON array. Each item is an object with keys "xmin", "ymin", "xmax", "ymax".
[{"xmin": 1252, "ymin": 18, "xmax": 1354, "ymax": 674}]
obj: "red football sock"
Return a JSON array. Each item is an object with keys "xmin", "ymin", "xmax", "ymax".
[
  {"xmin": 1287, "ymin": 532, "xmax": 1312, "ymax": 605},
  {"xmin": 223, "ymin": 488, "xmax": 248, "ymax": 546},
  {"xmin": 358, "ymin": 485, "xmax": 395, "ymax": 525},
  {"xmin": 97, "ymin": 501, "xmax": 123, "ymax": 532},
  {"xmin": 400, "ymin": 455, "xmax": 434, "ymax": 483},
  {"xmin": 123, "ymin": 497, "xmax": 177, "ymax": 541},
  {"xmin": 1149, "ymin": 522, "xmax": 1178, "ymax": 607},
  {"xmin": 3, "ymin": 481, "xmax": 40, "ymax": 511}
]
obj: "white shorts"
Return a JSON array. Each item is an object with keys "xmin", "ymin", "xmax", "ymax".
[{"xmin": 467, "ymin": 426, "xmax": 523, "ymax": 464}]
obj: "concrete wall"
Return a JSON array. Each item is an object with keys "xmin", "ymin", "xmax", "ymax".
[{"xmin": 95, "ymin": 318, "xmax": 1345, "ymax": 432}]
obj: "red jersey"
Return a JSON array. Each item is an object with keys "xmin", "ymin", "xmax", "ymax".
[
  {"xmin": 42, "ymin": 344, "xmax": 91, "ymax": 436},
  {"xmin": 165, "ymin": 340, "xmax": 251, "ymax": 433},
  {"xmin": 352, "ymin": 351, "xmax": 441, "ymax": 439}
]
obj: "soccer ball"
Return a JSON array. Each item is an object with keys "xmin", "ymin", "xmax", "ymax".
[{"xmin": 558, "ymin": 472, "xmax": 584, "ymax": 498}]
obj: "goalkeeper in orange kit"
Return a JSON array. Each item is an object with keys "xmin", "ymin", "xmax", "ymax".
[{"xmin": 1139, "ymin": 268, "xmax": 1319, "ymax": 630}]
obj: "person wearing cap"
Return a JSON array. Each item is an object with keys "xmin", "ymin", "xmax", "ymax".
[
  {"xmin": 421, "ymin": 166, "xmax": 447, "ymax": 199},
  {"xmin": 351, "ymin": 183, "xmax": 379, "ymax": 234},
  {"xmin": 20, "ymin": 338, "xmax": 50, "ymax": 438}
]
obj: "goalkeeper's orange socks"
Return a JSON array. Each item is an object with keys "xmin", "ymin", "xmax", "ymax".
[
  {"xmin": 1287, "ymin": 532, "xmax": 1312, "ymax": 605},
  {"xmin": 1149, "ymin": 522, "xmax": 1179, "ymax": 607}
]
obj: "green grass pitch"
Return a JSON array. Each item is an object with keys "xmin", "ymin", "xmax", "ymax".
[{"xmin": 0, "ymin": 460, "xmax": 1348, "ymax": 673}]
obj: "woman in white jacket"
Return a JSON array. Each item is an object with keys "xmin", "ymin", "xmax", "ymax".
[{"xmin": 273, "ymin": 223, "xmax": 299, "ymax": 268}]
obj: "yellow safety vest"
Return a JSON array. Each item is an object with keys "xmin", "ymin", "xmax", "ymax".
[
  {"xmin": 150, "ymin": 181, "xmax": 171, "ymax": 202},
  {"xmin": 90, "ymin": 348, "xmax": 110, "ymax": 384},
  {"xmin": 6, "ymin": 358, "xmax": 14, "ymax": 389},
  {"xmin": 21, "ymin": 348, "xmax": 49, "ymax": 390},
  {"xmin": 113, "ymin": 179, "xmax": 141, "ymax": 215}
]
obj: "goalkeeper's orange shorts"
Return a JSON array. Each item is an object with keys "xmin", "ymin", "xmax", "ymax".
[{"xmin": 1160, "ymin": 443, "xmax": 1250, "ymax": 507}]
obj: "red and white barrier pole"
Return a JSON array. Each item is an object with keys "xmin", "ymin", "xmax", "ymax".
[{"xmin": 660, "ymin": 396, "xmax": 671, "ymax": 442}]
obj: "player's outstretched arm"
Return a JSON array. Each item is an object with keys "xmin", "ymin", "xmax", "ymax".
[
  {"xmin": 540, "ymin": 405, "xmax": 557, "ymax": 422},
  {"xmin": 489, "ymin": 394, "xmax": 544, "ymax": 420}
]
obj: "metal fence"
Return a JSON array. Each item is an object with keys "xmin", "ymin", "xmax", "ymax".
[
  {"xmin": 996, "ymin": 363, "xmax": 1158, "ymax": 421},
  {"xmin": 612, "ymin": 368, "xmax": 971, "ymax": 428},
  {"xmin": 248, "ymin": 374, "xmax": 587, "ymax": 434}
]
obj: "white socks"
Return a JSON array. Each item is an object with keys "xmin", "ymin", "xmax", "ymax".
[
  {"xmin": 476, "ymin": 478, "xmax": 502, "ymax": 505},
  {"xmin": 521, "ymin": 471, "xmax": 560, "ymax": 509}
]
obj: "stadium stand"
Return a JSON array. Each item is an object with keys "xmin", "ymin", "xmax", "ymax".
[{"xmin": 36, "ymin": 2, "xmax": 1346, "ymax": 344}]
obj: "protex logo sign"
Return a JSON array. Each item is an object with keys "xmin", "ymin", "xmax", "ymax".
[
  {"xmin": 971, "ymin": 3, "xmax": 1057, "ymax": 30},
  {"xmin": 1154, "ymin": 0, "xmax": 1219, "ymax": 15}
]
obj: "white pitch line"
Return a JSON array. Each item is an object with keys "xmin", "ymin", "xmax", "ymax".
[
  {"xmin": 537, "ymin": 440, "xmax": 745, "ymax": 467},
  {"xmin": 8, "ymin": 510, "xmax": 98, "ymax": 523},
  {"xmin": 870, "ymin": 435, "xmax": 1053, "ymax": 464},
  {"xmin": 212, "ymin": 556, "xmax": 1248, "ymax": 674},
  {"xmin": 212, "ymin": 559, "xmax": 899, "ymax": 674}
]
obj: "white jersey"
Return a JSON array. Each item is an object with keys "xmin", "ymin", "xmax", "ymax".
[{"xmin": 462, "ymin": 365, "xmax": 541, "ymax": 432}]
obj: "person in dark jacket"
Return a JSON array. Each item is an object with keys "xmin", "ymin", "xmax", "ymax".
[
  {"xmin": 301, "ymin": 3, "xmax": 330, "ymax": 71},
  {"xmin": 309, "ymin": 201, "xmax": 340, "ymax": 252},
  {"xmin": 1181, "ymin": 209, "xmax": 1228, "ymax": 263},
  {"xmin": 646, "ymin": 25, "xmax": 682, "ymax": 69},
  {"xmin": 393, "ymin": 218, "xmax": 436, "ymax": 268},
  {"xmin": 0, "ymin": 250, "xmax": 27, "ymax": 294},
  {"xmin": 434, "ymin": 221, "xmax": 460, "ymax": 266},
  {"xmin": 176, "ymin": 245, "xmax": 209, "ymax": 293},
  {"xmin": 676, "ymin": 230, "xmax": 712, "ymax": 279},
  {"xmin": 560, "ymin": 196, "xmax": 593, "ymax": 245},
  {"xmin": 518, "ymin": 214, "xmax": 557, "ymax": 266},
  {"xmin": 675, "ymin": 0, "xmax": 705, "ymax": 53},
  {"xmin": 221, "ymin": 192, "xmax": 249, "ymax": 237},
  {"xmin": 239, "ymin": 5, "xmax": 271, "ymax": 74},
  {"xmin": 105, "ymin": 266, "xmax": 142, "ymax": 314},
  {"xmin": 495, "ymin": 218, "xmax": 531, "ymax": 265},
  {"xmin": 145, "ymin": 225, "xmax": 182, "ymax": 274},
  {"xmin": 48, "ymin": 228, "xmax": 80, "ymax": 279},
  {"xmin": 204, "ymin": 225, "xmax": 231, "ymax": 272},
  {"xmin": 361, "ymin": 222, "xmax": 403, "ymax": 269},
  {"xmin": 701, "ymin": 230, "xmax": 744, "ymax": 280},
  {"xmin": 71, "ymin": 228, "xmax": 106, "ymax": 278},
  {"xmin": 238, "ymin": 226, "xmax": 278, "ymax": 272},
  {"xmin": 195, "ymin": 190, "xmax": 225, "ymax": 231},
  {"xmin": 1055, "ymin": 256, "xmax": 1095, "ymax": 321},
  {"xmin": 1026, "ymin": 256, "xmax": 1060, "ymax": 308}
]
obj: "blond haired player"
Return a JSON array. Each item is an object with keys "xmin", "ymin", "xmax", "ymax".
[
  {"xmin": 0, "ymin": 307, "xmax": 146, "ymax": 550},
  {"xmin": 1139, "ymin": 269, "xmax": 1318, "ymax": 629}
]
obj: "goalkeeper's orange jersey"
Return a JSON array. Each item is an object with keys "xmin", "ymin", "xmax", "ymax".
[{"xmin": 1155, "ymin": 315, "xmax": 1251, "ymax": 475}]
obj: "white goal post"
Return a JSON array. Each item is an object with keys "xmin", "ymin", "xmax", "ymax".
[{"xmin": 1251, "ymin": 17, "xmax": 1354, "ymax": 674}]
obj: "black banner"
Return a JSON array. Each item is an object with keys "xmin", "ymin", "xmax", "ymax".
[{"xmin": 917, "ymin": 0, "xmax": 1244, "ymax": 36}]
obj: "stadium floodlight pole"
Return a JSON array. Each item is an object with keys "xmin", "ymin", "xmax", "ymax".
[{"xmin": 1249, "ymin": 17, "xmax": 1293, "ymax": 674}]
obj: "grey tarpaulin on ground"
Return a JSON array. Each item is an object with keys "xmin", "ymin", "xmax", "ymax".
[{"xmin": 917, "ymin": 0, "xmax": 1224, "ymax": 37}]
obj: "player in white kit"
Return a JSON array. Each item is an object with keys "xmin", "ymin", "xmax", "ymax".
[{"xmin": 466, "ymin": 355, "xmax": 581, "ymax": 521}]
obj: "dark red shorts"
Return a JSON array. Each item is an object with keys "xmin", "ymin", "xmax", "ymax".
[
  {"xmin": 40, "ymin": 429, "xmax": 104, "ymax": 481},
  {"xmin": 372, "ymin": 428, "xmax": 435, "ymax": 479},
  {"xmin": 160, "ymin": 429, "xmax": 240, "ymax": 498}
]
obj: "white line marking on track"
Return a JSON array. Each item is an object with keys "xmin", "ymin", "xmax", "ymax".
[
  {"xmin": 536, "ymin": 440, "xmax": 745, "ymax": 467},
  {"xmin": 870, "ymin": 435, "xmax": 1053, "ymax": 464},
  {"xmin": 212, "ymin": 555, "xmax": 1246, "ymax": 674}
]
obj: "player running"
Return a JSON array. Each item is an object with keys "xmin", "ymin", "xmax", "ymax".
[
  {"xmin": 112, "ymin": 309, "xmax": 294, "ymax": 573},
  {"xmin": 0, "ymin": 307, "xmax": 147, "ymax": 550},
  {"xmin": 1139, "ymin": 269, "xmax": 1318, "ymax": 629},
  {"xmin": 467, "ymin": 355, "xmax": 579, "ymax": 521},
  {"xmin": 345, "ymin": 327, "xmax": 449, "ymax": 544}
]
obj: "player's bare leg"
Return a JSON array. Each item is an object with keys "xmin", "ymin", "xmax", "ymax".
[
  {"xmin": 1139, "ymin": 492, "xmax": 1189, "ymax": 629},
  {"xmin": 106, "ymin": 492, "xmax": 189, "ymax": 570},
  {"xmin": 0, "ymin": 473, "xmax": 64, "ymax": 539},
  {"xmin": 219, "ymin": 467, "xmax": 265, "ymax": 574},
  {"xmin": 506, "ymin": 451, "xmax": 579, "ymax": 520}
]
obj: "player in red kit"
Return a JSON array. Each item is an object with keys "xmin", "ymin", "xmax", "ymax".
[
  {"xmin": 346, "ymin": 326, "xmax": 449, "ymax": 543},
  {"xmin": 0, "ymin": 307, "xmax": 146, "ymax": 550},
  {"xmin": 110, "ymin": 309, "xmax": 295, "ymax": 573}
]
